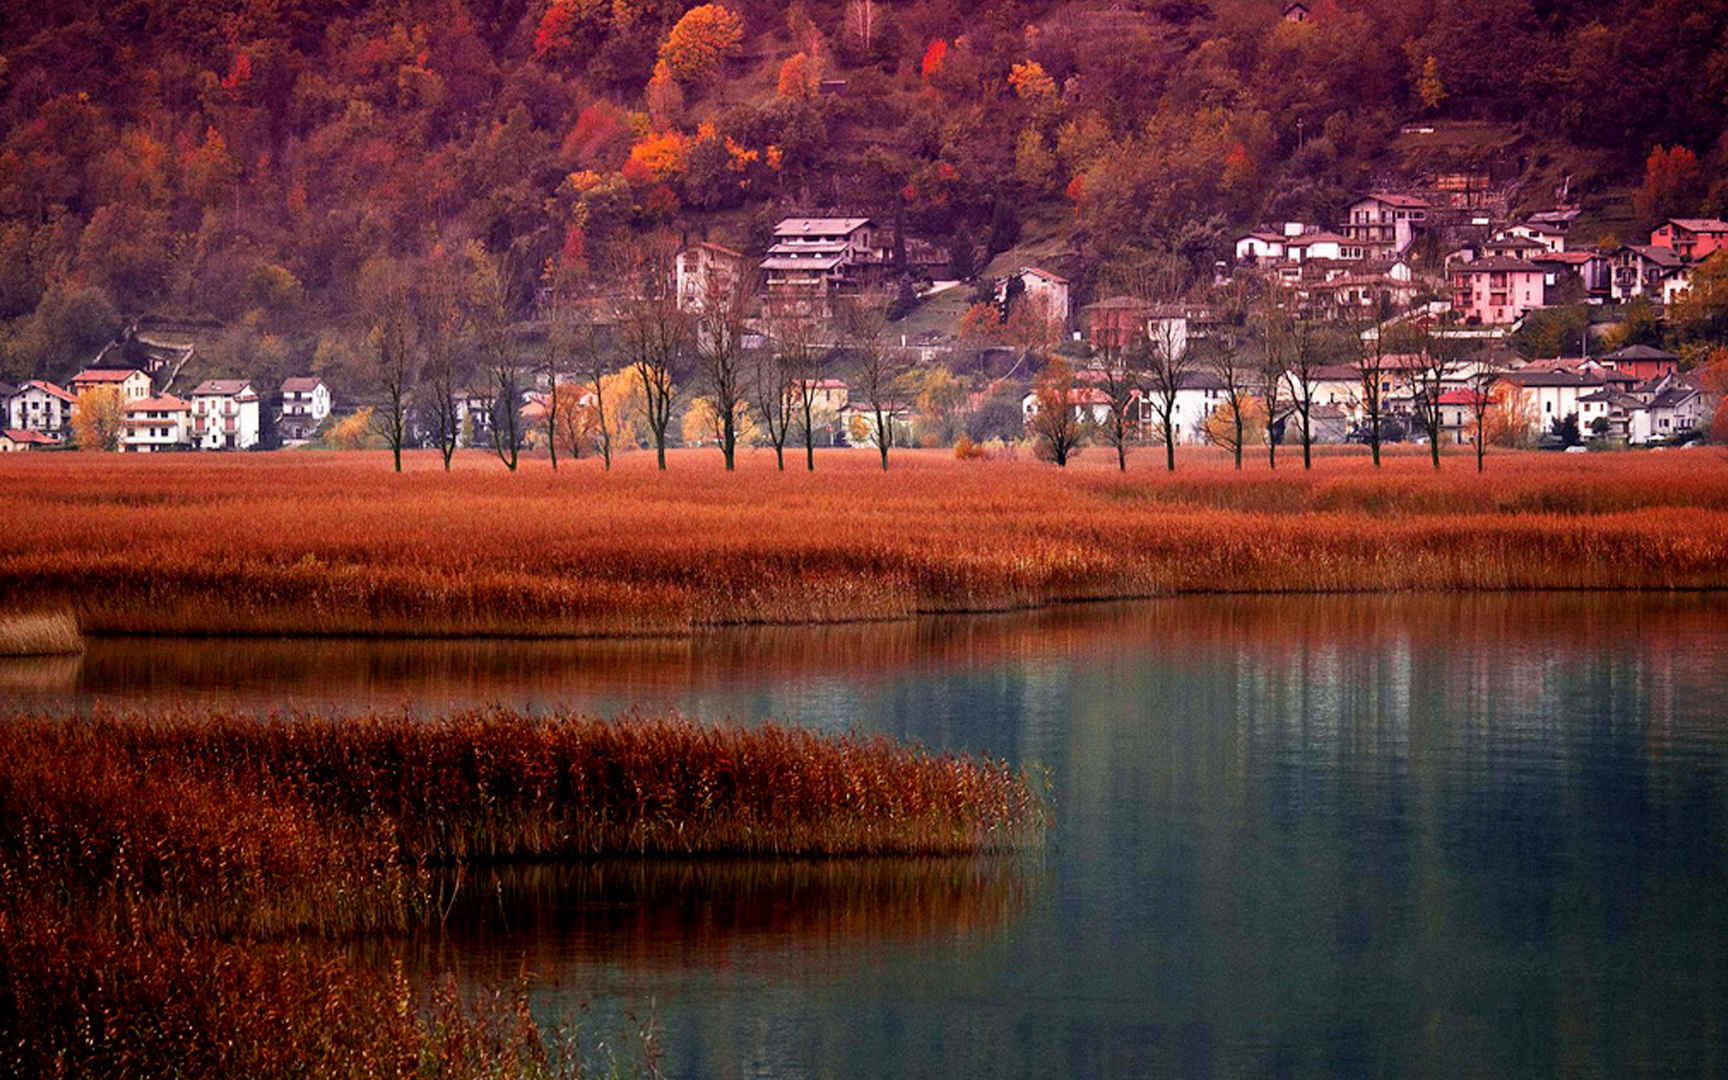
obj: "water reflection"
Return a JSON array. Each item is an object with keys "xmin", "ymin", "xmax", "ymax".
[
  {"xmin": 6, "ymin": 592, "xmax": 1728, "ymax": 1077},
  {"xmin": 393, "ymin": 857, "xmax": 1035, "ymax": 981}
]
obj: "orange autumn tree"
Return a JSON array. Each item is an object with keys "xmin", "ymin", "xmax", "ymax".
[
  {"xmin": 71, "ymin": 387, "xmax": 127, "ymax": 451},
  {"xmin": 623, "ymin": 130, "xmax": 690, "ymax": 183},
  {"xmin": 659, "ymin": 4, "xmax": 744, "ymax": 83},
  {"xmin": 921, "ymin": 40, "xmax": 948, "ymax": 82},
  {"xmin": 1699, "ymin": 346, "xmax": 1728, "ymax": 443},
  {"xmin": 777, "ymin": 52, "xmax": 819, "ymax": 100}
]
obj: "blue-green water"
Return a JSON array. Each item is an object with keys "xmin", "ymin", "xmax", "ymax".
[{"xmin": 7, "ymin": 593, "xmax": 1728, "ymax": 1077}]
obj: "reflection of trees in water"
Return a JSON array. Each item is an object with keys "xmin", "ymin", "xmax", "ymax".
[
  {"xmin": 382, "ymin": 857, "xmax": 1039, "ymax": 982},
  {"xmin": 19, "ymin": 592, "xmax": 1728, "ymax": 712}
]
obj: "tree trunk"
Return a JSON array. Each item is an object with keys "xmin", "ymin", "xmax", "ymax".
[
  {"xmin": 1117, "ymin": 439, "xmax": 1126, "ymax": 472},
  {"xmin": 1431, "ymin": 433, "xmax": 1441, "ymax": 470},
  {"xmin": 1233, "ymin": 415, "xmax": 1242, "ymax": 470},
  {"xmin": 393, "ymin": 444, "xmax": 401, "ymax": 473},
  {"xmin": 1164, "ymin": 428, "xmax": 1175, "ymax": 472},
  {"xmin": 722, "ymin": 414, "xmax": 735, "ymax": 471},
  {"xmin": 774, "ymin": 443, "xmax": 785, "ymax": 470}
]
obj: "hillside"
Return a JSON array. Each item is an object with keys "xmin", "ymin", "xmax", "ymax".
[{"xmin": 4, "ymin": 0, "xmax": 1727, "ymax": 391}]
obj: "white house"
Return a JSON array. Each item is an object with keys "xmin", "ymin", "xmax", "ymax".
[
  {"xmin": 998, "ymin": 266, "xmax": 1071, "ymax": 327},
  {"xmin": 279, "ymin": 377, "xmax": 332, "ymax": 443},
  {"xmin": 1286, "ymin": 231, "xmax": 1364, "ymax": 263},
  {"xmin": 1500, "ymin": 223, "xmax": 1568, "ymax": 254},
  {"xmin": 1608, "ymin": 245, "xmax": 1689, "ymax": 303},
  {"xmin": 7, "ymin": 380, "xmax": 76, "ymax": 436},
  {"xmin": 1234, "ymin": 231, "xmax": 1287, "ymax": 265},
  {"xmin": 1139, "ymin": 371, "xmax": 1230, "ymax": 445},
  {"xmin": 189, "ymin": 379, "xmax": 261, "ymax": 450},
  {"xmin": 121, "ymin": 394, "xmax": 193, "ymax": 453}
]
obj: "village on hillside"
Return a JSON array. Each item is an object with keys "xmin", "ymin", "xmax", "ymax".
[{"xmin": 4, "ymin": 184, "xmax": 1726, "ymax": 457}]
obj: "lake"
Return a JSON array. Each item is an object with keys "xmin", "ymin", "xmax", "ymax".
[{"xmin": 5, "ymin": 592, "xmax": 1728, "ymax": 1078}]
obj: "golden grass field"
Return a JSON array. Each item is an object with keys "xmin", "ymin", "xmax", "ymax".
[{"xmin": 5, "ymin": 445, "xmax": 1728, "ymax": 638}]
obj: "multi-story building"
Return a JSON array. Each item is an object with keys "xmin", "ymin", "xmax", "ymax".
[
  {"xmin": 1343, "ymin": 194, "xmax": 1430, "ymax": 258},
  {"xmin": 121, "ymin": 394, "xmax": 192, "ymax": 452},
  {"xmin": 6, "ymin": 380, "xmax": 76, "ymax": 436},
  {"xmin": 70, "ymin": 367, "xmax": 153, "ymax": 403},
  {"xmin": 675, "ymin": 242, "xmax": 747, "ymax": 312},
  {"xmin": 1450, "ymin": 257, "xmax": 1545, "ymax": 324},
  {"xmin": 761, "ymin": 217, "xmax": 877, "ymax": 313},
  {"xmin": 279, "ymin": 377, "xmax": 332, "ymax": 443},
  {"xmin": 1607, "ymin": 245, "xmax": 1689, "ymax": 302},
  {"xmin": 1649, "ymin": 218, "xmax": 1728, "ymax": 260},
  {"xmin": 189, "ymin": 379, "xmax": 261, "ymax": 450}
]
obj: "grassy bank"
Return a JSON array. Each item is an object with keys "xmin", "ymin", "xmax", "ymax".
[
  {"xmin": 4, "ymin": 449, "xmax": 1728, "ymax": 637},
  {"xmin": 0, "ymin": 707, "xmax": 1039, "ymax": 1076}
]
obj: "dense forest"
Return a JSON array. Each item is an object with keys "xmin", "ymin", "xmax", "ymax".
[{"xmin": 6, "ymin": 0, "xmax": 1728, "ymax": 389}]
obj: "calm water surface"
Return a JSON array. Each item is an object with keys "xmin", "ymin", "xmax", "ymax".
[{"xmin": 6, "ymin": 593, "xmax": 1728, "ymax": 1078}]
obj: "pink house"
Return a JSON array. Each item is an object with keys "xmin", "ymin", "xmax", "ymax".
[
  {"xmin": 1649, "ymin": 219, "xmax": 1728, "ymax": 260},
  {"xmin": 1450, "ymin": 257, "xmax": 1545, "ymax": 325}
]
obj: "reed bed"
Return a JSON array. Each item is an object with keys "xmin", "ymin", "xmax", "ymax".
[
  {"xmin": 0, "ymin": 918, "xmax": 632, "ymax": 1080},
  {"xmin": 0, "ymin": 607, "xmax": 83, "ymax": 656},
  {"xmin": 0, "ymin": 708, "xmax": 1043, "ymax": 939},
  {"xmin": 5, "ymin": 449, "xmax": 1728, "ymax": 637},
  {"xmin": 0, "ymin": 706, "xmax": 1035, "ymax": 1077}
]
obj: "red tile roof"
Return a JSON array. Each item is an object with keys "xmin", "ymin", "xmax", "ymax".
[
  {"xmin": 73, "ymin": 368, "xmax": 146, "ymax": 383},
  {"xmin": 3, "ymin": 428, "xmax": 59, "ymax": 444}
]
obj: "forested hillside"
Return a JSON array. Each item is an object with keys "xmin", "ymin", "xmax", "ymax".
[{"xmin": 4, "ymin": 0, "xmax": 1728, "ymax": 387}]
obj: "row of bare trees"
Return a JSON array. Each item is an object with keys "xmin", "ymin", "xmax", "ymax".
[
  {"xmin": 1028, "ymin": 296, "xmax": 1512, "ymax": 474},
  {"xmin": 355, "ymin": 232, "xmax": 924, "ymax": 475}
]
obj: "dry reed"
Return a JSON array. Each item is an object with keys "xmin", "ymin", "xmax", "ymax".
[
  {"xmin": 0, "ymin": 607, "xmax": 83, "ymax": 656},
  {"xmin": 0, "ymin": 705, "xmax": 1036, "ymax": 1077},
  {"xmin": 6, "ymin": 448, "xmax": 1728, "ymax": 638}
]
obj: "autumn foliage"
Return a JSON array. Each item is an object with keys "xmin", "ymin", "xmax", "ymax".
[{"xmin": 658, "ymin": 4, "xmax": 745, "ymax": 83}]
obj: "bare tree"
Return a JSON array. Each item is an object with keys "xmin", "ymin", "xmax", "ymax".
[
  {"xmin": 1145, "ymin": 316, "xmax": 1197, "ymax": 471},
  {"xmin": 753, "ymin": 325, "xmax": 797, "ymax": 470},
  {"xmin": 418, "ymin": 253, "xmax": 467, "ymax": 471},
  {"xmin": 695, "ymin": 265, "xmax": 756, "ymax": 471},
  {"xmin": 465, "ymin": 241, "xmax": 522, "ymax": 472},
  {"xmin": 615, "ymin": 235, "xmax": 691, "ymax": 471},
  {"xmin": 359, "ymin": 256, "xmax": 416, "ymax": 472},
  {"xmin": 1465, "ymin": 353, "xmax": 1509, "ymax": 473},
  {"xmin": 793, "ymin": 328, "xmax": 832, "ymax": 472},
  {"xmin": 842, "ymin": 290, "xmax": 906, "ymax": 471},
  {"xmin": 370, "ymin": 300, "xmax": 414, "ymax": 473},
  {"xmin": 1350, "ymin": 307, "xmax": 1391, "ymax": 467},
  {"xmin": 1206, "ymin": 327, "xmax": 1257, "ymax": 470},
  {"xmin": 1256, "ymin": 299, "xmax": 1291, "ymax": 470},
  {"xmin": 539, "ymin": 283, "xmax": 593, "ymax": 471},
  {"xmin": 1284, "ymin": 316, "xmax": 1324, "ymax": 470},
  {"xmin": 1408, "ymin": 318, "xmax": 1465, "ymax": 469},
  {"xmin": 1090, "ymin": 326, "xmax": 1142, "ymax": 472},
  {"xmin": 585, "ymin": 340, "xmax": 614, "ymax": 471},
  {"xmin": 1028, "ymin": 357, "xmax": 1085, "ymax": 466}
]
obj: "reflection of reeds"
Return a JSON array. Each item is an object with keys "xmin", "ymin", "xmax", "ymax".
[
  {"xmin": 5, "ymin": 452, "xmax": 1728, "ymax": 637},
  {"xmin": 0, "ymin": 607, "xmax": 82, "ymax": 656},
  {"xmin": 428, "ymin": 857, "xmax": 1035, "ymax": 972},
  {"xmin": 0, "ymin": 653, "xmax": 80, "ymax": 692}
]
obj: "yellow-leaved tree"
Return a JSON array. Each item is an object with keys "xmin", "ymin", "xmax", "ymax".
[
  {"xmin": 659, "ymin": 4, "xmax": 744, "ymax": 84},
  {"xmin": 325, "ymin": 408, "xmax": 374, "ymax": 450},
  {"xmin": 72, "ymin": 387, "xmax": 127, "ymax": 451}
]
